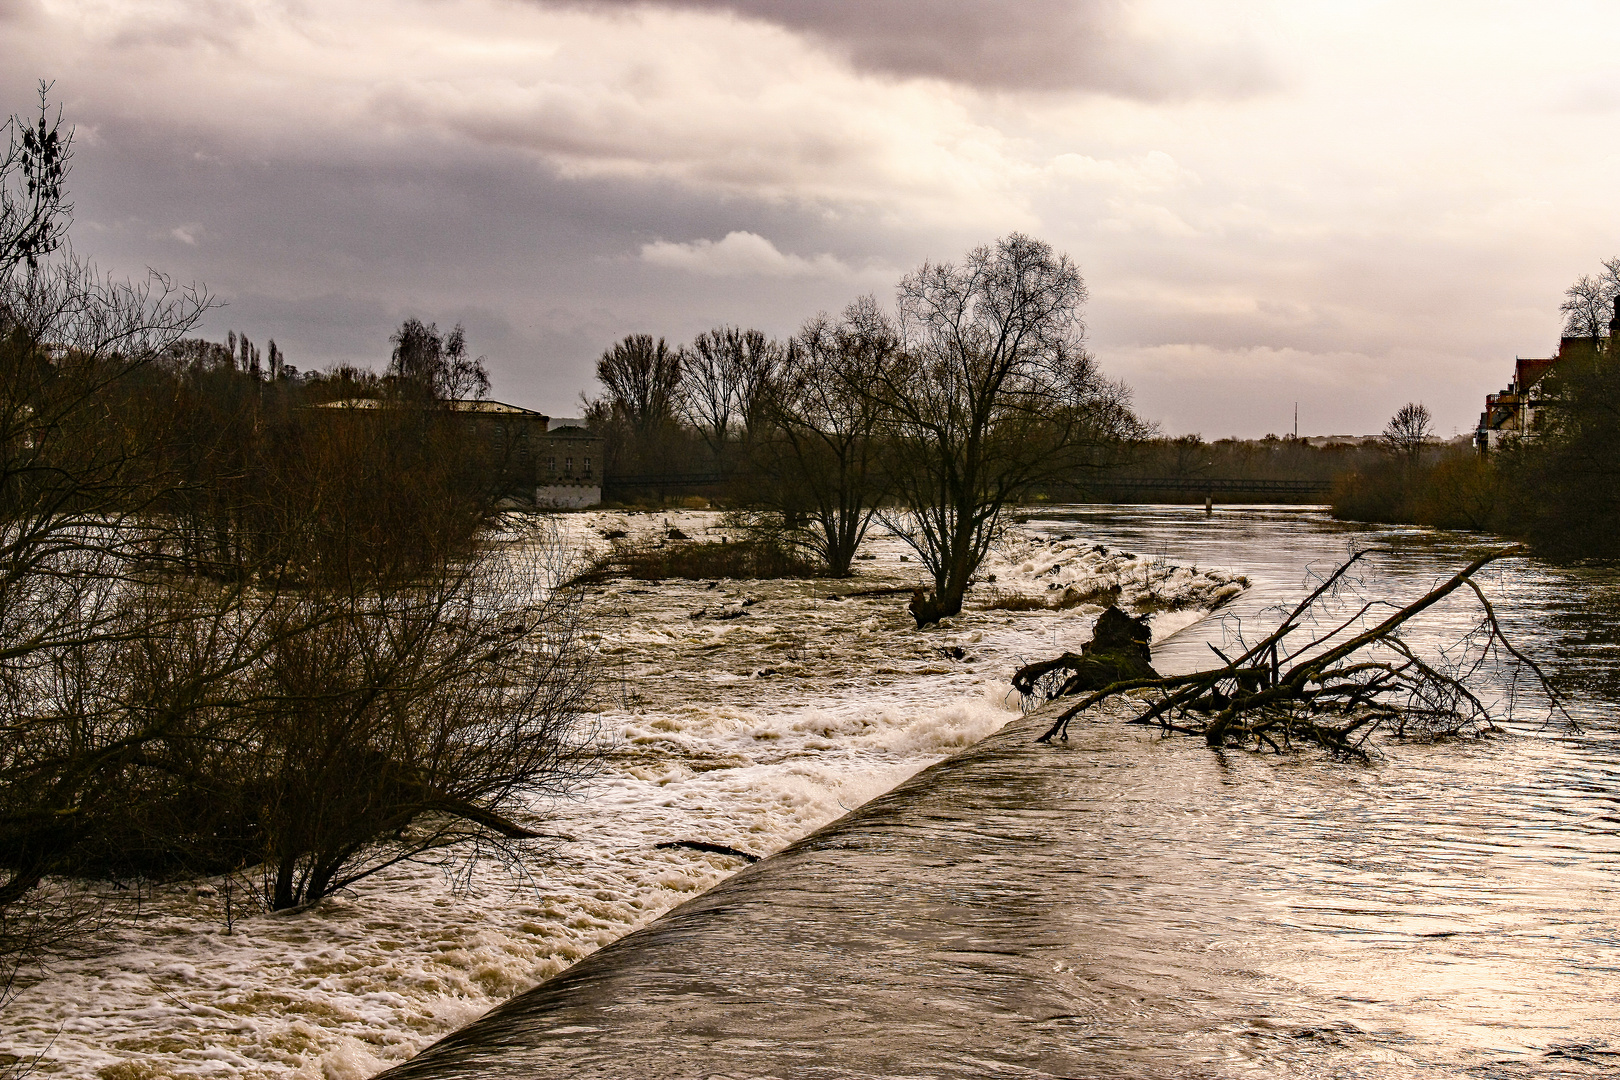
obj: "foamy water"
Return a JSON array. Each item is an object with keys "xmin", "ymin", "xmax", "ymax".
[{"xmin": 0, "ymin": 511, "xmax": 1243, "ymax": 1079}]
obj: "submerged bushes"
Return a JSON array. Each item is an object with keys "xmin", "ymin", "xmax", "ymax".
[
  {"xmin": 587, "ymin": 536, "xmax": 827, "ymax": 582},
  {"xmin": 8, "ymin": 538, "xmax": 598, "ymax": 909}
]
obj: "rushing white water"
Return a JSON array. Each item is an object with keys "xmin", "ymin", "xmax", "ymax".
[{"xmin": 0, "ymin": 510, "xmax": 1245, "ymax": 1079}]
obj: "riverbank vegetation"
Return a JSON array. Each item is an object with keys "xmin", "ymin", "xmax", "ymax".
[
  {"xmin": 0, "ymin": 91, "xmax": 599, "ymax": 1007},
  {"xmin": 1333, "ymin": 262, "xmax": 1620, "ymax": 559}
]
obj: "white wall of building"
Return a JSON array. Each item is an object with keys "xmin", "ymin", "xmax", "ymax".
[{"xmin": 536, "ymin": 484, "xmax": 601, "ymax": 509}]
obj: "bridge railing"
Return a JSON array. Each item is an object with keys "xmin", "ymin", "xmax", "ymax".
[{"xmin": 600, "ymin": 474, "xmax": 1333, "ymax": 500}]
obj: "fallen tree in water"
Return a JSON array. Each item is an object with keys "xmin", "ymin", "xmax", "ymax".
[
  {"xmin": 1012, "ymin": 606, "xmax": 1158, "ymax": 700},
  {"xmin": 1024, "ymin": 547, "xmax": 1567, "ymax": 757}
]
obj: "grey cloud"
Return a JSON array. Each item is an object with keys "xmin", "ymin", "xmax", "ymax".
[
  {"xmin": 65, "ymin": 118, "xmax": 915, "ymax": 416},
  {"xmin": 554, "ymin": 0, "xmax": 1280, "ymax": 98}
]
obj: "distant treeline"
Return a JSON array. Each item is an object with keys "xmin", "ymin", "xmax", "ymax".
[
  {"xmin": 589, "ymin": 402, "xmax": 1388, "ymax": 509},
  {"xmin": 1030, "ymin": 434, "xmax": 1388, "ymax": 503}
]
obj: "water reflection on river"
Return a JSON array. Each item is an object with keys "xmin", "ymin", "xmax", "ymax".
[{"xmin": 388, "ymin": 506, "xmax": 1620, "ymax": 1079}]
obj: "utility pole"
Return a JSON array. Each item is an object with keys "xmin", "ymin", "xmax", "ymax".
[{"xmin": 1293, "ymin": 402, "xmax": 1298, "ymax": 440}]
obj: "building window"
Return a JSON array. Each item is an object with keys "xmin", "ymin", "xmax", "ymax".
[
  {"xmin": 549, "ymin": 456, "xmax": 556, "ymax": 473},
  {"xmin": 565, "ymin": 456, "xmax": 573, "ymax": 475},
  {"xmin": 583, "ymin": 456, "xmax": 592, "ymax": 477}
]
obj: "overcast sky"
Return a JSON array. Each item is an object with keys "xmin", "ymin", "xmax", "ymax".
[{"xmin": 5, "ymin": 0, "xmax": 1619, "ymax": 436}]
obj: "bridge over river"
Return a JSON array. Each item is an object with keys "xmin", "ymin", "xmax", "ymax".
[{"xmin": 604, "ymin": 474, "xmax": 1332, "ymax": 501}]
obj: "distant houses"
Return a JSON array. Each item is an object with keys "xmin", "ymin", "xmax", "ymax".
[
  {"xmin": 1475, "ymin": 297, "xmax": 1618, "ymax": 451},
  {"xmin": 315, "ymin": 398, "xmax": 604, "ymax": 508}
]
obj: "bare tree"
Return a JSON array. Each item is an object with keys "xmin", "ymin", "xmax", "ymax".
[
  {"xmin": 875, "ymin": 234, "xmax": 1144, "ymax": 626},
  {"xmin": 681, "ymin": 326, "xmax": 783, "ymax": 471},
  {"xmin": 731, "ymin": 328, "xmax": 783, "ymax": 449},
  {"xmin": 0, "ymin": 86, "xmax": 217, "ymax": 998},
  {"xmin": 1560, "ymin": 273, "xmax": 1612, "ymax": 346},
  {"xmin": 0, "ymin": 272, "xmax": 208, "ymax": 999},
  {"xmin": 762, "ymin": 297, "xmax": 895, "ymax": 575},
  {"xmin": 1380, "ymin": 401, "xmax": 1432, "ymax": 464},
  {"xmin": 587, "ymin": 334, "xmax": 684, "ymax": 472},
  {"xmin": 388, "ymin": 318, "xmax": 490, "ymax": 402},
  {"xmin": 682, "ymin": 327, "xmax": 740, "ymax": 465}
]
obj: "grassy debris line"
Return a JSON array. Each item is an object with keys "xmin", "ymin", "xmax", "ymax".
[
  {"xmin": 985, "ymin": 584, "xmax": 1122, "ymax": 613},
  {"xmin": 588, "ymin": 539, "xmax": 829, "ymax": 582}
]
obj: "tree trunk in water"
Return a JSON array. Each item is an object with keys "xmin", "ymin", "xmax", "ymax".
[
  {"xmin": 305, "ymin": 859, "xmax": 338, "ymax": 906},
  {"xmin": 909, "ymin": 581, "xmax": 966, "ymax": 627},
  {"xmin": 272, "ymin": 853, "xmax": 297, "ymax": 911}
]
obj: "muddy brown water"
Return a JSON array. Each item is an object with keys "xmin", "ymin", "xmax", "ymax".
[{"xmin": 382, "ymin": 507, "xmax": 1620, "ymax": 1079}]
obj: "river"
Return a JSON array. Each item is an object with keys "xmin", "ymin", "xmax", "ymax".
[
  {"xmin": 3, "ymin": 506, "xmax": 1616, "ymax": 1078},
  {"xmin": 382, "ymin": 505, "xmax": 1620, "ymax": 1079}
]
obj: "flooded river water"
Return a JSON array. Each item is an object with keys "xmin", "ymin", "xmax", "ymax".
[{"xmin": 384, "ymin": 506, "xmax": 1620, "ymax": 1079}]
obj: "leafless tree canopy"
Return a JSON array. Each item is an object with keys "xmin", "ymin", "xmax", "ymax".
[
  {"xmin": 1380, "ymin": 401, "xmax": 1432, "ymax": 463},
  {"xmin": 682, "ymin": 326, "xmax": 782, "ymax": 468},
  {"xmin": 586, "ymin": 334, "xmax": 685, "ymax": 472},
  {"xmin": 759, "ymin": 297, "xmax": 897, "ymax": 575},
  {"xmin": 876, "ymin": 233, "xmax": 1145, "ymax": 625},
  {"xmin": 0, "ymin": 91, "xmax": 213, "ymax": 998},
  {"xmin": 389, "ymin": 318, "xmax": 491, "ymax": 402},
  {"xmin": 1560, "ymin": 264, "xmax": 1620, "ymax": 343}
]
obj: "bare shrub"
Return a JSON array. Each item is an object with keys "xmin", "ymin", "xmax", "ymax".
[{"xmin": 243, "ymin": 533, "xmax": 598, "ymax": 909}]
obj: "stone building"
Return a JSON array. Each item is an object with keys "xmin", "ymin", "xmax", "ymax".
[{"xmin": 532, "ymin": 418, "xmax": 602, "ymax": 508}]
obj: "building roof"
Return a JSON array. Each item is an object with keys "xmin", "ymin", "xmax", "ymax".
[
  {"xmin": 314, "ymin": 397, "xmax": 548, "ymax": 419},
  {"xmin": 1514, "ymin": 357, "xmax": 1557, "ymax": 394}
]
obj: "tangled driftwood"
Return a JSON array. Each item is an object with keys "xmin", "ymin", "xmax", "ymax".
[{"xmin": 1026, "ymin": 547, "xmax": 1566, "ymax": 757}]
